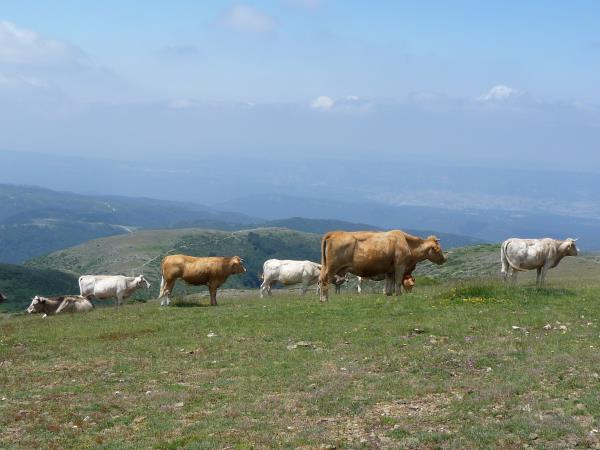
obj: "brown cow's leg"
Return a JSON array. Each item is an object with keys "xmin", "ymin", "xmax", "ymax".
[
  {"xmin": 394, "ymin": 265, "xmax": 406, "ymax": 296},
  {"xmin": 209, "ymin": 284, "xmax": 218, "ymax": 306},
  {"xmin": 384, "ymin": 274, "xmax": 394, "ymax": 296}
]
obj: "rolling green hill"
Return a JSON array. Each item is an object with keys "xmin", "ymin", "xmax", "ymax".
[
  {"xmin": 0, "ymin": 263, "xmax": 79, "ymax": 313},
  {"xmin": 1, "ymin": 184, "xmax": 481, "ymax": 264},
  {"xmin": 0, "ymin": 184, "xmax": 256, "ymax": 263},
  {"xmin": 27, "ymin": 228, "xmax": 323, "ymax": 296}
]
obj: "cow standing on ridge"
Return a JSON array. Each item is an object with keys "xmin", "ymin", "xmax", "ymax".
[
  {"xmin": 260, "ymin": 259, "xmax": 321, "ymax": 298},
  {"xmin": 500, "ymin": 238, "xmax": 578, "ymax": 286},
  {"xmin": 159, "ymin": 255, "xmax": 246, "ymax": 306},
  {"xmin": 319, "ymin": 230, "xmax": 446, "ymax": 301},
  {"xmin": 79, "ymin": 274, "xmax": 151, "ymax": 307}
]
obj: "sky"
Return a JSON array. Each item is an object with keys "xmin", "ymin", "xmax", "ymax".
[{"xmin": 0, "ymin": 1, "xmax": 599, "ymax": 170}]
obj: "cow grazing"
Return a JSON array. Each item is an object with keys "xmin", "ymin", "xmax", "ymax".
[
  {"xmin": 501, "ymin": 238, "xmax": 578, "ymax": 286},
  {"xmin": 260, "ymin": 259, "xmax": 321, "ymax": 298},
  {"xmin": 79, "ymin": 274, "xmax": 151, "ymax": 307},
  {"xmin": 26, "ymin": 295, "xmax": 94, "ymax": 316},
  {"xmin": 319, "ymin": 231, "xmax": 446, "ymax": 301},
  {"xmin": 357, "ymin": 273, "xmax": 416, "ymax": 294},
  {"xmin": 159, "ymin": 255, "xmax": 246, "ymax": 306}
]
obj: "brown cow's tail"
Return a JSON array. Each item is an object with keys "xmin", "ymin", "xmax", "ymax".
[
  {"xmin": 158, "ymin": 258, "xmax": 167, "ymax": 298},
  {"xmin": 321, "ymin": 234, "xmax": 328, "ymax": 268}
]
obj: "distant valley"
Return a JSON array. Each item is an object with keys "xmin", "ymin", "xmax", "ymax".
[{"xmin": 0, "ymin": 184, "xmax": 482, "ymax": 263}]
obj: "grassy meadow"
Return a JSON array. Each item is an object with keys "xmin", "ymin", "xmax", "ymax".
[{"xmin": 2, "ymin": 273, "xmax": 600, "ymax": 449}]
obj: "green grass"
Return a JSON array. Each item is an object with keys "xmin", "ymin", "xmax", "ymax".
[{"xmin": 2, "ymin": 279, "xmax": 600, "ymax": 449}]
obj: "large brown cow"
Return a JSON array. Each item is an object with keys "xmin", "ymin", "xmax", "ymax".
[
  {"xmin": 319, "ymin": 230, "xmax": 446, "ymax": 301},
  {"xmin": 159, "ymin": 255, "xmax": 246, "ymax": 306}
]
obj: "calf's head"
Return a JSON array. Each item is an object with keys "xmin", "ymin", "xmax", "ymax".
[
  {"xmin": 402, "ymin": 275, "xmax": 416, "ymax": 292},
  {"xmin": 425, "ymin": 236, "xmax": 447, "ymax": 265},
  {"xmin": 26, "ymin": 296, "xmax": 46, "ymax": 314}
]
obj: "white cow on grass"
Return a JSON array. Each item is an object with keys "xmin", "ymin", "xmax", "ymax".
[
  {"xmin": 501, "ymin": 238, "xmax": 578, "ymax": 286},
  {"xmin": 79, "ymin": 274, "xmax": 151, "ymax": 306},
  {"xmin": 260, "ymin": 259, "xmax": 321, "ymax": 298}
]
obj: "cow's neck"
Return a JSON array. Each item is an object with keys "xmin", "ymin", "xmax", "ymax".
[
  {"xmin": 553, "ymin": 242, "xmax": 571, "ymax": 265},
  {"xmin": 408, "ymin": 239, "xmax": 431, "ymax": 262}
]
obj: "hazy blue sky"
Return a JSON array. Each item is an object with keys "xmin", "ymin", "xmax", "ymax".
[{"xmin": 1, "ymin": 1, "xmax": 599, "ymax": 169}]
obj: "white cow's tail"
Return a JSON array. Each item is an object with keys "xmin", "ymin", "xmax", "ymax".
[
  {"xmin": 500, "ymin": 241, "xmax": 510, "ymax": 275},
  {"xmin": 78, "ymin": 276, "xmax": 86, "ymax": 296}
]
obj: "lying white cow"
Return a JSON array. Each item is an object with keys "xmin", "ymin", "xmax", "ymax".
[
  {"xmin": 26, "ymin": 295, "xmax": 94, "ymax": 316},
  {"xmin": 79, "ymin": 274, "xmax": 151, "ymax": 306},
  {"xmin": 260, "ymin": 259, "xmax": 321, "ymax": 298},
  {"xmin": 501, "ymin": 238, "xmax": 578, "ymax": 285}
]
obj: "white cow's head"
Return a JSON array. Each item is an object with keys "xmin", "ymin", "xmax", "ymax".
[
  {"xmin": 563, "ymin": 238, "xmax": 579, "ymax": 256},
  {"xmin": 26, "ymin": 295, "xmax": 46, "ymax": 314},
  {"xmin": 137, "ymin": 275, "xmax": 151, "ymax": 289}
]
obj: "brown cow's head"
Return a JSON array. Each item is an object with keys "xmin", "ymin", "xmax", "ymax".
[
  {"xmin": 425, "ymin": 236, "xmax": 447, "ymax": 265},
  {"xmin": 231, "ymin": 256, "xmax": 246, "ymax": 274},
  {"xmin": 402, "ymin": 274, "xmax": 416, "ymax": 292}
]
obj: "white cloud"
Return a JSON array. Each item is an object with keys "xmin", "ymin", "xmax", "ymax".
[
  {"xmin": 0, "ymin": 20, "xmax": 83, "ymax": 65},
  {"xmin": 310, "ymin": 95, "xmax": 371, "ymax": 113},
  {"xmin": 311, "ymin": 95, "xmax": 335, "ymax": 110},
  {"xmin": 222, "ymin": 5, "xmax": 275, "ymax": 33},
  {"xmin": 477, "ymin": 85, "xmax": 521, "ymax": 102}
]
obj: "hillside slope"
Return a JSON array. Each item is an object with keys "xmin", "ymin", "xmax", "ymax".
[
  {"xmin": 0, "ymin": 263, "xmax": 79, "ymax": 312},
  {"xmin": 27, "ymin": 228, "xmax": 323, "ymax": 295},
  {"xmin": 0, "ymin": 184, "xmax": 257, "ymax": 263}
]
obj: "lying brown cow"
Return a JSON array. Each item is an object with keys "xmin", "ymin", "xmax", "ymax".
[
  {"xmin": 159, "ymin": 255, "xmax": 246, "ymax": 306},
  {"xmin": 26, "ymin": 295, "xmax": 94, "ymax": 316},
  {"xmin": 319, "ymin": 230, "xmax": 446, "ymax": 301}
]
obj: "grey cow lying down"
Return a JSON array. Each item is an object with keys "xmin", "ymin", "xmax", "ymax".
[{"xmin": 26, "ymin": 295, "xmax": 94, "ymax": 317}]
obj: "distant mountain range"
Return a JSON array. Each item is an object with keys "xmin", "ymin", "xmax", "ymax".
[
  {"xmin": 0, "ymin": 184, "xmax": 482, "ymax": 263},
  {"xmin": 216, "ymin": 194, "xmax": 600, "ymax": 251}
]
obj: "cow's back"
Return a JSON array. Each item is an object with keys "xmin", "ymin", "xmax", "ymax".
[
  {"xmin": 90, "ymin": 275, "xmax": 124, "ymax": 298},
  {"xmin": 323, "ymin": 230, "xmax": 406, "ymax": 277},
  {"xmin": 164, "ymin": 254, "xmax": 229, "ymax": 285},
  {"xmin": 503, "ymin": 238, "xmax": 551, "ymax": 270}
]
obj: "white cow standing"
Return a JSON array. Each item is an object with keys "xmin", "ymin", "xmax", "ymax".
[
  {"xmin": 79, "ymin": 274, "xmax": 151, "ymax": 306},
  {"xmin": 501, "ymin": 238, "xmax": 578, "ymax": 286},
  {"xmin": 260, "ymin": 259, "xmax": 321, "ymax": 298}
]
